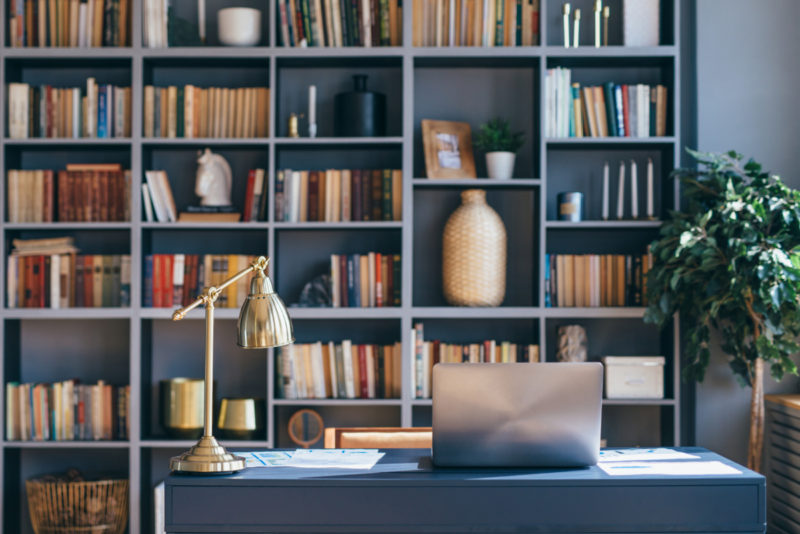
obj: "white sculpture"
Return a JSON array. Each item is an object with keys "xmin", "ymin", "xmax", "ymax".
[{"xmin": 195, "ymin": 148, "xmax": 233, "ymax": 206}]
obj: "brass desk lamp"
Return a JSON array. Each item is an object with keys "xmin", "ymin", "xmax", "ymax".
[{"xmin": 169, "ymin": 256, "xmax": 294, "ymax": 474}]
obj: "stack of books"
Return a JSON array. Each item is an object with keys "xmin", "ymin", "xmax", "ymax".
[
  {"xmin": 5, "ymin": 380, "xmax": 129, "ymax": 441},
  {"xmin": 545, "ymin": 68, "xmax": 668, "ymax": 138},
  {"xmin": 7, "ymin": 164, "xmax": 131, "ymax": 223},
  {"xmin": 144, "ymin": 254, "xmax": 258, "ymax": 308},
  {"xmin": 544, "ymin": 253, "xmax": 652, "ymax": 307},
  {"xmin": 6, "ymin": 237, "xmax": 131, "ymax": 308},
  {"xmin": 330, "ymin": 252, "xmax": 401, "ymax": 308},
  {"xmin": 276, "ymin": 341, "xmax": 402, "ymax": 399},
  {"xmin": 7, "ymin": 78, "xmax": 131, "ymax": 139},
  {"xmin": 412, "ymin": 0, "xmax": 540, "ymax": 47},
  {"xmin": 277, "ymin": 0, "xmax": 403, "ymax": 47},
  {"xmin": 8, "ymin": 0, "xmax": 130, "ymax": 47},
  {"xmin": 276, "ymin": 169, "xmax": 402, "ymax": 222},
  {"xmin": 411, "ymin": 323, "xmax": 540, "ymax": 399},
  {"xmin": 143, "ymin": 85, "xmax": 270, "ymax": 138}
]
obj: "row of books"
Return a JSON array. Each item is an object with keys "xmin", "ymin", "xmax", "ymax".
[
  {"xmin": 7, "ymin": 164, "xmax": 131, "ymax": 223},
  {"xmin": 411, "ymin": 324, "xmax": 540, "ymax": 399},
  {"xmin": 9, "ymin": 0, "xmax": 130, "ymax": 47},
  {"xmin": 5, "ymin": 381, "xmax": 129, "ymax": 442},
  {"xmin": 8, "ymin": 79, "xmax": 132, "ymax": 139},
  {"xmin": 412, "ymin": 0, "xmax": 540, "ymax": 47},
  {"xmin": 544, "ymin": 253, "xmax": 652, "ymax": 308},
  {"xmin": 545, "ymin": 68, "xmax": 668, "ymax": 138},
  {"xmin": 276, "ymin": 341, "xmax": 402, "ymax": 399},
  {"xmin": 330, "ymin": 253, "xmax": 401, "ymax": 308},
  {"xmin": 276, "ymin": 169, "xmax": 402, "ymax": 223},
  {"xmin": 143, "ymin": 86, "xmax": 270, "ymax": 139},
  {"xmin": 144, "ymin": 254, "xmax": 258, "ymax": 308},
  {"xmin": 277, "ymin": 0, "xmax": 402, "ymax": 47}
]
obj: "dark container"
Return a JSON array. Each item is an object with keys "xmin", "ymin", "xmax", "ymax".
[{"xmin": 334, "ymin": 74, "xmax": 386, "ymax": 137}]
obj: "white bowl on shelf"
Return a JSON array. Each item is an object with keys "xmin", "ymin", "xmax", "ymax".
[{"xmin": 218, "ymin": 7, "xmax": 261, "ymax": 46}]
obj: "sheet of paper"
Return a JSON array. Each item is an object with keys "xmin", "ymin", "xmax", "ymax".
[
  {"xmin": 239, "ymin": 451, "xmax": 293, "ymax": 468},
  {"xmin": 599, "ymin": 461, "xmax": 741, "ymax": 476},
  {"xmin": 285, "ymin": 449, "xmax": 385, "ymax": 469},
  {"xmin": 599, "ymin": 448, "xmax": 700, "ymax": 463}
]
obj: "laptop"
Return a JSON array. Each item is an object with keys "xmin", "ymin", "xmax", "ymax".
[{"xmin": 432, "ymin": 362, "xmax": 603, "ymax": 467}]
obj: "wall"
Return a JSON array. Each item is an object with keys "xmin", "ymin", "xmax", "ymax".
[{"xmin": 694, "ymin": 0, "xmax": 800, "ymax": 463}]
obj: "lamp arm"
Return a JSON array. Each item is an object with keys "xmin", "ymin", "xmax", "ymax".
[{"xmin": 171, "ymin": 256, "xmax": 270, "ymax": 321}]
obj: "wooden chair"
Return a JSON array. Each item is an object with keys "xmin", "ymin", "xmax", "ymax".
[{"xmin": 324, "ymin": 427, "xmax": 432, "ymax": 449}]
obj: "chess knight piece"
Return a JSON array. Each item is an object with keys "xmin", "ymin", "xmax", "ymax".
[{"xmin": 195, "ymin": 148, "xmax": 233, "ymax": 206}]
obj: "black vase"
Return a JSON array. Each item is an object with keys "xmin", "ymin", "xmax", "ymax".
[{"xmin": 334, "ymin": 74, "xmax": 386, "ymax": 137}]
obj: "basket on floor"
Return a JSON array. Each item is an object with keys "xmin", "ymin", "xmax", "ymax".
[{"xmin": 26, "ymin": 478, "xmax": 128, "ymax": 534}]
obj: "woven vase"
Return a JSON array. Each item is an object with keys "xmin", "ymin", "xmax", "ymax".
[{"xmin": 442, "ymin": 189, "xmax": 507, "ymax": 306}]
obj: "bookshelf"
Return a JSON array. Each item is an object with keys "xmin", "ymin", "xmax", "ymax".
[{"xmin": 0, "ymin": 0, "xmax": 683, "ymax": 532}]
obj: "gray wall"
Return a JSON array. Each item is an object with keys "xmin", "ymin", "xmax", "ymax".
[{"xmin": 694, "ymin": 0, "xmax": 800, "ymax": 463}]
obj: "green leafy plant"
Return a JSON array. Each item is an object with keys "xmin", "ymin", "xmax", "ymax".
[
  {"xmin": 474, "ymin": 118, "xmax": 525, "ymax": 153},
  {"xmin": 645, "ymin": 149, "xmax": 800, "ymax": 472}
]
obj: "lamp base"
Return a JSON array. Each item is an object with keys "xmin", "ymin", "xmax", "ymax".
[{"xmin": 169, "ymin": 435, "xmax": 245, "ymax": 474}]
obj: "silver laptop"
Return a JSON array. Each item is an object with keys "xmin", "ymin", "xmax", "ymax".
[{"xmin": 432, "ymin": 362, "xmax": 603, "ymax": 467}]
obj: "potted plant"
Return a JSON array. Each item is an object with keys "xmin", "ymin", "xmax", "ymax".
[
  {"xmin": 474, "ymin": 118, "xmax": 525, "ymax": 180},
  {"xmin": 644, "ymin": 150, "xmax": 800, "ymax": 473}
]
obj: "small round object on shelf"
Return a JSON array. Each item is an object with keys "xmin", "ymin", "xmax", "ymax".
[{"xmin": 287, "ymin": 409, "xmax": 324, "ymax": 448}]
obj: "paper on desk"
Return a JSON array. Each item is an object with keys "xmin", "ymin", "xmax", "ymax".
[
  {"xmin": 599, "ymin": 461, "xmax": 741, "ymax": 476},
  {"xmin": 599, "ymin": 448, "xmax": 700, "ymax": 462},
  {"xmin": 285, "ymin": 449, "xmax": 385, "ymax": 469},
  {"xmin": 239, "ymin": 451, "xmax": 293, "ymax": 468}
]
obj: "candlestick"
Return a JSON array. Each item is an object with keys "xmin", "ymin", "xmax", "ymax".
[
  {"xmin": 308, "ymin": 85, "xmax": 317, "ymax": 138},
  {"xmin": 198, "ymin": 0, "xmax": 206, "ymax": 43},
  {"xmin": 646, "ymin": 158, "xmax": 654, "ymax": 219},
  {"xmin": 602, "ymin": 161, "xmax": 609, "ymax": 220},
  {"xmin": 630, "ymin": 160, "xmax": 638, "ymax": 219},
  {"xmin": 616, "ymin": 160, "xmax": 625, "ymax": 220},
  {"xmin": 573, "ymin": 9, "xmax": 581, "ymax": 48},
  {"xmin": 593, "ymin": 0, "xmax": 602, "ymax": 48},
  {"xmin": 602, "ymin": 6, "xmax": 610, "ymax": 46},
  {"xmin": 562, "ymin": 3, "xmax": 571, "ymax": 48}
]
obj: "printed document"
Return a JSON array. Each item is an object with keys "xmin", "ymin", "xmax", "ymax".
[
  {"xmin": 599, "ymin": 448, "xmax": 700, "ymax": 462},
  {"xmin": 599, "ymin": 460, "xmax": 741, "ymax": 476},
  {"xmin": 239, "ymin": 451, "xmax": 294, "ymax": 468},
  {"xmin": 285, "ymin": 449, "xmax": 385, "ymax": 469}
]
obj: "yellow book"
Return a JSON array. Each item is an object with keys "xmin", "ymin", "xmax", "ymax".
[
  {"xmin": 166, "ymin": 86, "xmax": 177, "ymax": 138},
  {"xmin": 563, "ymin": 255, "xmax": 575, "ymax": 307},
  {"xmin": 219, "ymin": 88, "xmax": 230, "ymax": 137},
  {"xmin": 392, "ymin": 169, "xmax": 402, "ymax": 221},
  {"xmin": 298, "ymin": 171, "xmax": 308, "ymax": 222},
  {"xmin": 572, "ymin": 83, "xmax": 583, "ymax": 138},
  {"xmin": 351, "ymin": 345, "xmax": 361, "ymax": 398},
  {"xmin": 302, "ymin": 344, "xmax": 314, "ymax": 398},
  {"xmin": 574, "ymin": 255, "xmax": 586, "ymax": 307},
  {"xmin": 256, "ymin": 88, "xmax": 269, "ymax": 137},
  {"xmin": 359, "ymin": 255, "xmax": 369, "ymax": 307},
  {"xmin": 321, "ymin": 343, "xmax": 332, "ymax": 398}
]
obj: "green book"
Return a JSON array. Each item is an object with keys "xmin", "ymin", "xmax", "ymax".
[
  {"xmin": 603, "ymin": 82, "xmax": 618, "ymax": 137},
  {"xmin": 649, "ymin": 86, "xmax": 657, "ymax": 136},
  {"xmin": 379, "ymin": 0, "xmax": 390, "ymax": 45},
  {"xmin": 176, "ymin": 87, "xmax": 184, "ymax": 138},
  {"xmin": 495, "ymin": 0, "xmax": 505, "ymax": 46},
  {"xmin": 382, "ymin": 169, "xmax": 392, "ymax": 221},
  {"xmin": 392, "ymin": 254, "xmax": 401, "ymax": 306},
  {"xmin": 302, "ymin": 0, "xmax": 313, "ymax": 46},
  {"xmin": 516, "ymin": 0, "xmax": 522, "ymax": 46}
]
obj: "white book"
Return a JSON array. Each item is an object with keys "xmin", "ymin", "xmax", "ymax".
[
  {"xmin": 106, "ymin": 85, "xmax": 114, "ymax": 138},
  {"xmin": 545, "ymin": 70, "xmax": 553, "ymax": 137},
  {"xmin": 144, "ymin": 172, "xmax": 168, "ymax": 222},
  {"xmin": 311, "ymin": 342, "xmax": 326, "ymax": 398},
  {"xmin": 638, "ymin": 84, "xmax": 648, "ymax": 138},
  {"xmin": 72, "ymin": 90, "xmax": 81, "ymax": 138},
  {"xmin": 50, "ymin": 254, "xmax": 60, "ymax": 309},
  {"xmin": 327, "ymin": 341, "xmax": 338, "ymax": 398},
  {"xmin": 141, "ymin": 184, "xmax": 155, "ymax": 222},
  {"xmin": 161, "ymin": 0, "xmax": 169, "ymax": 47},
  {"xmin": 158, "ymin": 171, "xmax": 177, "ymax": 222},
  {"xmin": 86, "ymin": 78, "xmax": 97, "ymax": 138},
  {"xmin": 290, "ymin": 171, "xmax": 301, "ymax": 223},
  {"xmin": 331, "ymin": 255, "xmax": 340, "ymax": 307},
  {"xmin": 289, "ymin": 345, "xmax": 305, "ymax": 398},
  {"xmin": 324, "ymin": 170, "xmax": 333, "ymax": 222},
  {"xmin": 78, "ymin": 3, "xmax": 87, "ymax": 47},
  {"xmin": 251, "ymin": 169, "xmax": 265, "ymax": 221},
  {"xmin": 8, "ymin": 83, "xmax": 30, "ymax": 139},
  {"xmin": 154, "ymin": 481, "xmax": 166, "ymax": 534},
  {"xmin": 172, "ymin": 254, "xmax": 185, "ymax": 306},
  {"xmin": 628, "ymin": 85, "xmax": 637, "ymax": 137},
  {"xmin": 330, "ymin": 0, "xmax": 342, "ymax": 47},
  {"xmin": 410, "ymin": 327, "xmax": 417, "ymax": 398},
  {"xmin": 341, "ymin": 339, "xmax": 355, "ymax": 399},
  {"xmin": 448, "ymin": 0, "xmax": 455, "ymax": 46},
  {"xmin": 361, "ymin": 0, "xmax": 372, "ymax": 47},
  {"xmin": 279, "ymin": 347, "xmax": 296, "ymax": 399},
  {"xmin": 7, "ymin": 256, "xmax": 17, "ymax": 308},
  {"xmin": 365, "ymin": 345, "xmax": 375, "ymax": 398},
  {"xmin": 422, "ymin": 341, "xmax": 431, "ymax": 398}
]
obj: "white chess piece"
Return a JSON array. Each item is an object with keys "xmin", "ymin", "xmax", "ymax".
[{"xmin": 195, "ymin": 148, "xmax": 233, "ymax": 206}]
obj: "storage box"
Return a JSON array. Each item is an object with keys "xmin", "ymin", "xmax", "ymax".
[{"xmin": 602, "ymin": 356, "xmax": 665, "ymax": 399}]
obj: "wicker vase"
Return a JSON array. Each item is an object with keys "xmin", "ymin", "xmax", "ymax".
[{"xmin": 442, "ymin": 189, "xmax": 507, "ymax": 306}]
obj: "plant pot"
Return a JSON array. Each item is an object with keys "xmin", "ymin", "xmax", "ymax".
[{"xmin": 485, "ymin": 152, "xmax": 515, "ymax": 180}]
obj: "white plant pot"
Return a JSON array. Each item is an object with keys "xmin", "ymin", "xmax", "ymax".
[
  {"xmin": 218, "ymin": 8, "xmax": 262, "ymax": 46},
  {"xmin": 485, "ymin": 152, "xmax": 516, "ymax": 180}
]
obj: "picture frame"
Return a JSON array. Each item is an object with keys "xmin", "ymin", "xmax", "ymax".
[{"xmin": 422, "ymin": 119, "xmax": 477, "ymax": 179}]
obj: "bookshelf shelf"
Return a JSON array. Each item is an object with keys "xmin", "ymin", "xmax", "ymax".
[{"xmin": 0, "ymin": 1, "xmax": 684, "ymax": 531}]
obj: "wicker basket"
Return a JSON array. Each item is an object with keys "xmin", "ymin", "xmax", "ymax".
[
  {"xmin": 26, "ymin": 478, "xmax": 128, "ymax": 534},
  {"xmin": 442, "ymin": 189, "xmax": 507, "ymax": 306}
]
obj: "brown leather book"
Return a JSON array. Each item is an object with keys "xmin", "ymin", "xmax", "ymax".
[{"xmin": 308, "ymin": 171, "xmax": 320, "ymax": 221}]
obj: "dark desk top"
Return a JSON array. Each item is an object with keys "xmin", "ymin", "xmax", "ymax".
[{"xmin": 166, "ymin": 447, "xmax": 763, "ymax": 487}]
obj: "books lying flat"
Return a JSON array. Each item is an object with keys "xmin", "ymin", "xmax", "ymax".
[{"xmin": 177, "ymin": 212, "xmax": 241, "ymax": 223}]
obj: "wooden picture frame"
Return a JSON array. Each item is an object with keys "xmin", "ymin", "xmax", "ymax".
[{"xmin": 422, "ymin": 119, "xmax": 477, "ymax": 179}]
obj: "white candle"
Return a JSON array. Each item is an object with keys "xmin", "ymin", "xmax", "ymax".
[
  {"xmin": 617, "ymin": 161, "xmax": 625, "ymax": 220},
  {"xmin": 308, "ymin": 85, "xmax": 317, "ymax": 137},
  {"xmin": 602, "ymin": 161, "xmax": 609, "ymax": 220},
  {"xmin": 198, "ymin": 0, "xmax": 206, "ymax": 42},
  {"xmin": 630, "ymin": 160, "xmax": 638, "ymax": 219},
  {"xmin": 647, "ymin": 158, "xmax": 654, "ymax": 218}
]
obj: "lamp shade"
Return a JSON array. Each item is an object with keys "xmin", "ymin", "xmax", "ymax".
[{"xmin": 237, "ymin": 273, "xmax": 294, "ymax": 348}]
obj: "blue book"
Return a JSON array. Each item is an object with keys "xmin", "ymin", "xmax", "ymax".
[
  {"xmin": 97, "ymin": 85, "xmax": 108, "ymax": 138},
  {"xmin": 615, "ymin": 85, "xmax": 626, "ymax": 137},
  {"xmin": 544, "ymin": 254, "xmax": 551, "ymax": 307},
  {"xmin": 143, "ymin": 255, "xmax": 154, "ymax": 307},
  {"xmin": 346, "ymin": 256, "xmax": 357, "ymax": 308}
]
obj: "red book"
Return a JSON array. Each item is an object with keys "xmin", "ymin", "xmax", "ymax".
[
  {"xmin": 43, "ymin": 256, "xmax": 51, "ymax": 308},
  {"xmin": 183, "ymin": 255, "xmax": 196, "ymax": 306},
  {"xmin": 57, "ymin": 171, "xmax": 68, "ymax": 221},
  {"xmin": 294, "ymin": 6, "xmax": 305, "ymax": 44},
  {"xmin": 24, "ymin": 256, "xmax": 33, "ymax": 308},
  {"xmin": 433, "ymin": 339, "xmax": 441, "ymax": 365},
  {"xmin": 385, "ymin": 254, "xmax": 393, "ymax": 307},
  {"xmin": 374, "ymin": 253, "xmax": 383, "ymax": 307},
  {"xmin": 243, "ymin": 170, "xmax": 256, "ymax": 222},
  {"xmin": 621, "ymin": 84, "xmax": 631, "ymax": 137},
  {"xmin": 83, "ymin": 256, "xmax": 93, "ymax": 308},
  {"xmin": 163, "ymin": 255, "xmax": 174, "ymax": 309},
  {"xmin": 483, "ymin": 340, "xmax": 492, "ymax": 363},
  {"xmin": 36, "ymin": 256, "xmax": 46, "ymax": 308},
  {"xmin": 152, "ymin": 254, "xmax": 163, "ymax": 308},
  {"xmin": 339, "ymin": 254, "xmax": 349, "ymax": 308},
  {"xmin": 358, "ymin": 344, "xmax": 369, "ymax": 399},
  {"xmin": 307, "ymin": 171, "xmax": 320, "ymax": 222}
]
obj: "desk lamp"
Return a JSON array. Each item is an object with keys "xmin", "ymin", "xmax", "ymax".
[{"xmin": 169, "ymin": 256, "xmax": 294, "ymax": 473}]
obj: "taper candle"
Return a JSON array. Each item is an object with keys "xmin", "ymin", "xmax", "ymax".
[
  {"xmin": 617, "ymin": 160, "xmax": 625, "ymax": 220},
  {"xmin": 562, "ymin": 3, "xmax": 571, "ymax": 48},
  {"xmin": 630, "ymin": 159, "xmax": 638, "ymax": 219},
  {"xmin": 593, "ymin": 0, "xmax": 602, "ymax": 48},
  {"xmin": 198, "ymin": 0, "xmax": 206, "ymax": 42},
  {"xmin": 602, "ymin": 6, "xmax": 610, "ymax": 46},
  {"xmin": 602, "ymin": 161, "xmax": 609, "ymax": 220},
  {"xmin": 647, "ymin": 158, "xmax": 654, "ymax": 218},
  {"xmin": 308, "ymin": 85, "xmax": 317, "ymax": 138},
  {"xmin": 573, "ymin": 9, "xmax": 581, "ymax": 48}
]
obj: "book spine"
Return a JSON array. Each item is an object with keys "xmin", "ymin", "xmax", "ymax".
[
  {"xmin": 603, "ymin": 82, "xmax": 617, "ymax": 137},
  {"xmin": 381, "ymin": 169, "xmax": 392, "ymax": 220}
]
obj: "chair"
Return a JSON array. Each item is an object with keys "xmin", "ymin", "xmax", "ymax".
[{"xmin": 324, "ymin": 427, "xmax": 432, "ymax": 449}]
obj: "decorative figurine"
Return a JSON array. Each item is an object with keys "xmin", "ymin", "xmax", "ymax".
[
  {"xmin": 557, "ymin": 325, "xmax": 588, "ymax": 363},
  {"xmin": 195, "ymin": 148, "xmax": 233, "ymax": 206},
  {"xmin": 288, "ymin": 112, "xmax": 303, "ymax": 138}
]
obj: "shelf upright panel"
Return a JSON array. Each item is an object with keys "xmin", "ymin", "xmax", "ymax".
[
  {"xmin": 539, "ymin": 35, "xmax": 549, "ymax": 361},
  {"xmin": 267, "ymin": 47, "xmax": 278, "ymax": 449}
]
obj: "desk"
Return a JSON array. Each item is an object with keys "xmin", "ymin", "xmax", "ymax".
[{"xmin": 165, "ymin": 447, "xmax": 765, "ymax": 533}]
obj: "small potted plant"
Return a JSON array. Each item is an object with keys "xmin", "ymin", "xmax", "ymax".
[{"xmin": 474, "ymin": 118, "xmax": 525, "ymax": 180}]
